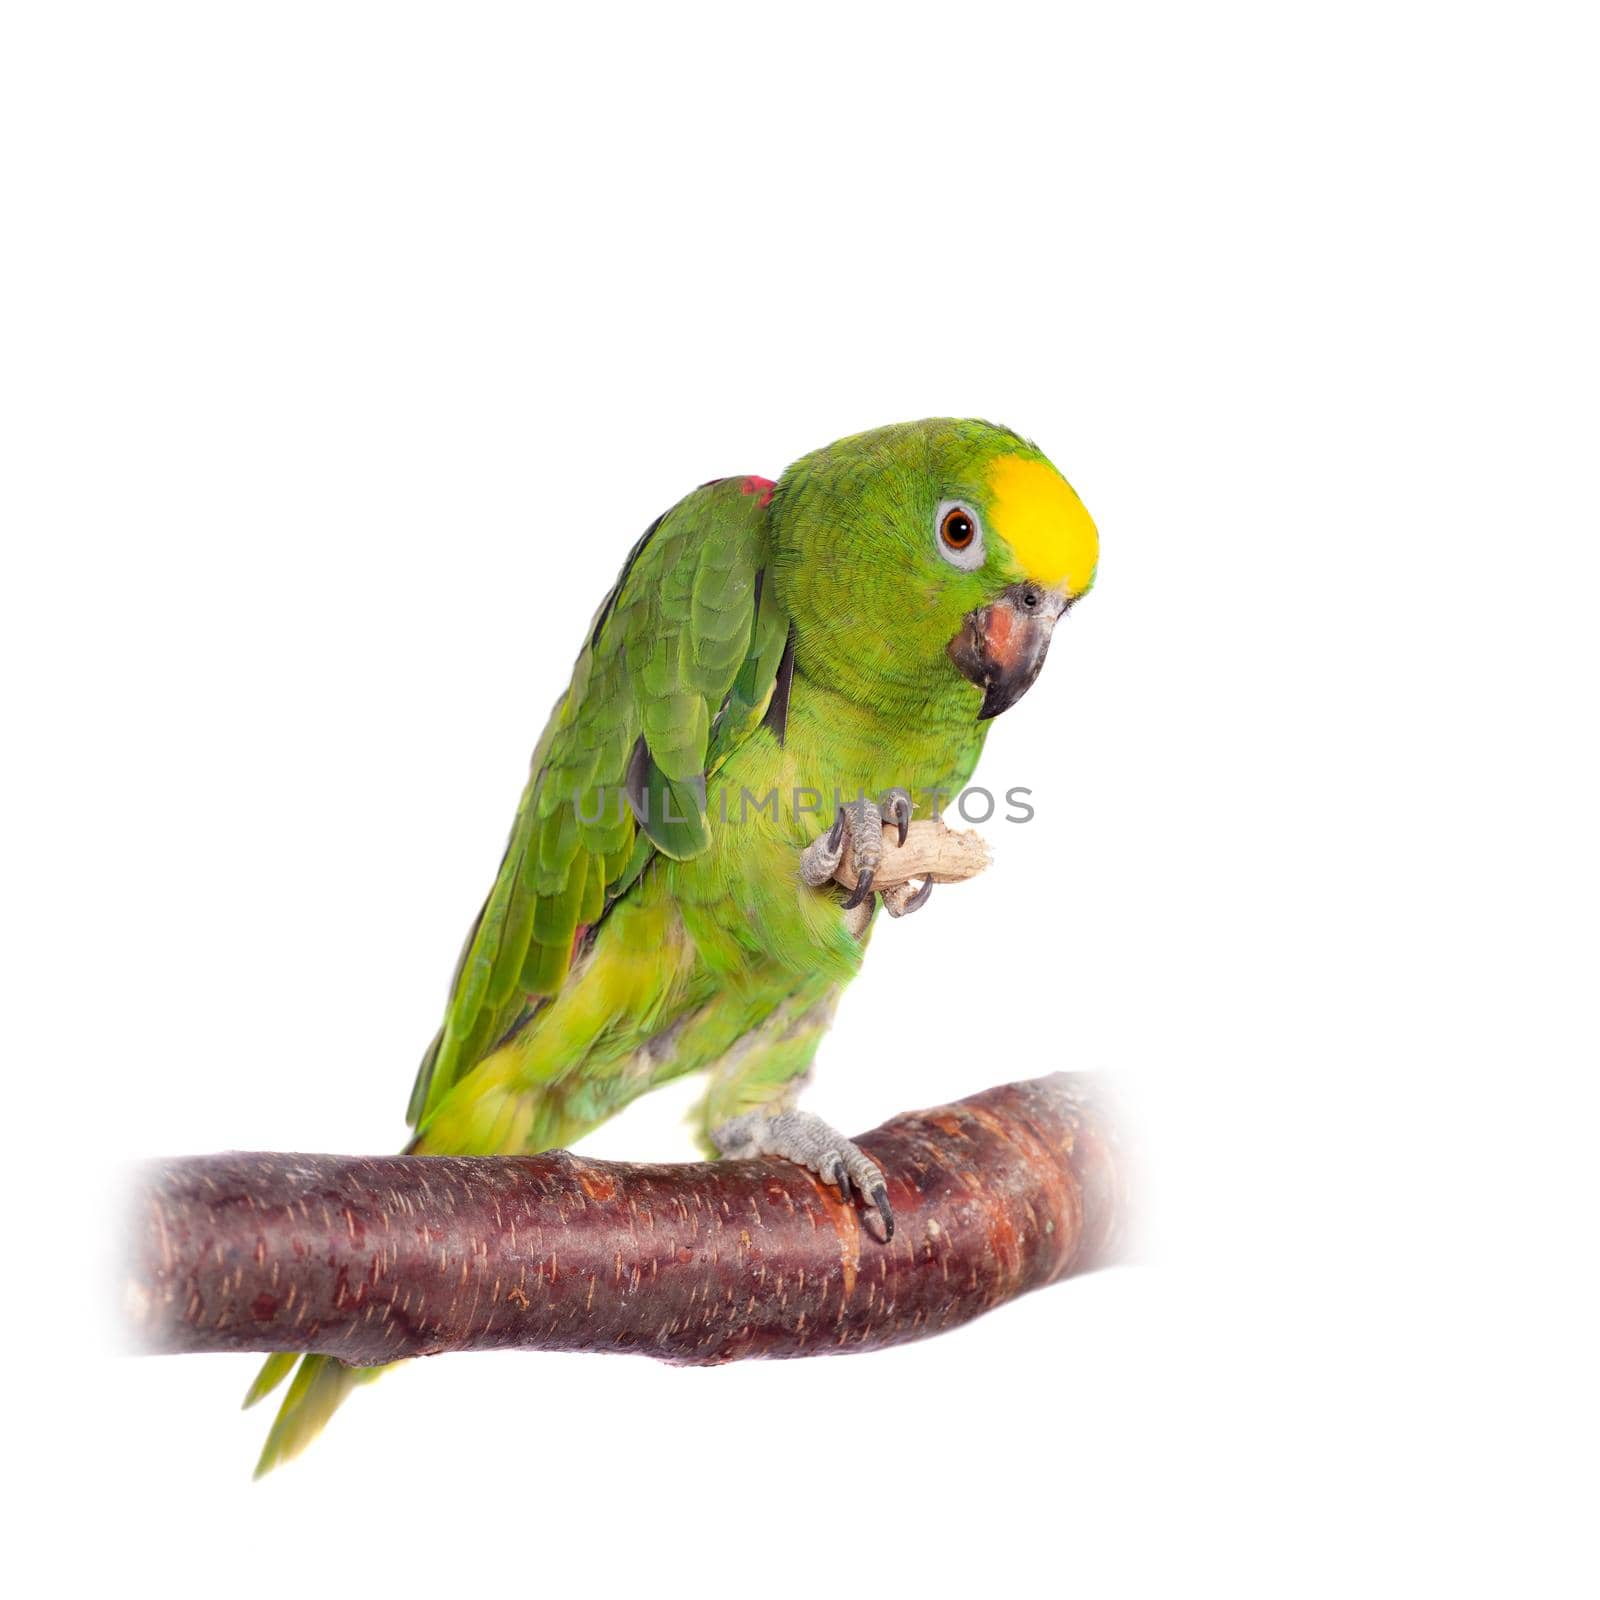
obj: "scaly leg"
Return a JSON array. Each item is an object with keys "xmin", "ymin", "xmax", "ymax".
[
  {"xmin": 713, "ymin": 1106, "xmax": 894, "ymax": 1240},
  {"xmin": 692, "ymin": 984, "xmax": 893, "ymax": 1241},
  {"xmin": 798, "ymin": 787, "xmax": 933, "ymax": 934}
]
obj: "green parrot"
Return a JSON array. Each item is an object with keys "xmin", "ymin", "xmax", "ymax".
[{"xmin": 246, "ymin": 417, "xmax": 1099, "ymax": 1472}]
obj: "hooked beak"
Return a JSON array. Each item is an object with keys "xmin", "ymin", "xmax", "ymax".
[{"xmin": 947, "ymin": 582, "xmax": 1070, "ymax": 720}]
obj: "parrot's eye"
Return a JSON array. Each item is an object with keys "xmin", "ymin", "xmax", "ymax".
[
  {"xmin": 934, "ymin": 501, "xmax": 985, "ymax": 571},
  {"xmin": 941, "ymin": 509, "xmax": 975, "ymax": 548}
]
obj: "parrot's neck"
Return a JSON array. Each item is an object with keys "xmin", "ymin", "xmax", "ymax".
[{"xmin": 782, "ymin": 657, "xmax": 990, "ymax": 814}]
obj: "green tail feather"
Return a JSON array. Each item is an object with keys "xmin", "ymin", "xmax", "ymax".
[
  {"xmin": 242, "ymin": 1351, "xmax": 297, "ymax": 1410},
  {"xmin": 247, "ymin": 1354, "xmax": 387, "ymax": 1478}
]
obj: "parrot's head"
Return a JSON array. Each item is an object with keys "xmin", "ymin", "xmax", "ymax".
[{"xmin": 772, "ymin": 418, "xmax": 1098, "ymax": 719}]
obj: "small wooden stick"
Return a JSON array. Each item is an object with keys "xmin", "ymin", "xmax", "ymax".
[{"xmin": 832, "ymin": 815, "xmax": 991, "ymax": 893}]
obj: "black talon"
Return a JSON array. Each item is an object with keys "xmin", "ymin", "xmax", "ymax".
[
  {"xmin": 832, "ymin": 1157, "xmax": 851, "ymax": 1201},
  {"xmin": 842, "ymin": 867, "xmax": 875, "ymax": 911},
  {"xmin": 870, "ymin": 1184, "xmax": 894, "ymax": 1241},
  {"xmin": 903, "ymin": 876, "xmax": 933, "ymax": 914},
  {"xmin": 884, "ymin": 790, "xmax": 911, "ymax": 847},
  {"xmin": 825, "ymin": 808, "xmax": 847, "ymax": 851}
]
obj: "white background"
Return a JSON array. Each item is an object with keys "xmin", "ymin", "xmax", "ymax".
[{"xmin": 4, "ymin": 3, "xmax": 1595, "ymax": 1595}]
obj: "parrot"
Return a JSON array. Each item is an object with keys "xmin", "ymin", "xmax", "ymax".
[{"xmin": 245, "ymin": 417, "xmax": 1099, "ymax": 1473}]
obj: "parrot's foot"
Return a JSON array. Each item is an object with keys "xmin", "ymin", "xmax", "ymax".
[
  {"xmin": 798, "ymin": 788, "xmax": 932, "ymax": 932},
  {"xmin": 713, "ymin": 1108, "xmax": 894, "ymax": 1242},
  {"xmin": 880, "ymin": 876, "xmax": 935, "ymax": 918}
]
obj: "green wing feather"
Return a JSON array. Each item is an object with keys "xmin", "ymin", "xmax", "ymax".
[
  {"xmin": 251, "ymin": 477, "xmax": 789, "ymax": 1477},
  {"xmin": 406, "ymin": 477, "xmax": 785, "ymax": 1130}
]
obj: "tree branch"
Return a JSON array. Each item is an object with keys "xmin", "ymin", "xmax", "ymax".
[{"xmin": 124, "ymin": 1073, "xmax": 1128, "ymax": 1366}]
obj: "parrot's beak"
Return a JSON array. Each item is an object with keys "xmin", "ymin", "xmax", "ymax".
[{"xmin": 947, "ymin": 583, "xmax": 1070, "ymax": 720}]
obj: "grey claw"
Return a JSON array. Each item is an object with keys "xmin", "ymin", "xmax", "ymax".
[
  {"xmin": 798, "ymin": 807, "xmax": 850, "ymax": 888},
  {"xmin": 833, "ymin": 1156, "xmax": 851, "ymax": 1200},
  {"xmin": 882, "ymin": 788, "xmax": 912, "ymax": 848},
  {"xmin": 870, "ymin": 1184, "xmax": 894, "ymax": 1241},
  {"xmin": 881, "ymin": 876, "xmax": 933, "ymax": 919},
  {"xmin": 842, "ymin": 866, "xmax": 875, "ymax": 911}
]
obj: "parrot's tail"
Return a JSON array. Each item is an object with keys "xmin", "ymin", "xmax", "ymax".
[{"xmin": 243, "ymin": 1353, "xmax": 389, "ymax": 1477}]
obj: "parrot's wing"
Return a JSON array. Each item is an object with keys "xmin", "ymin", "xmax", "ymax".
[{"xmin": 406, "ymin": 476, "xmax": 790, "ymax": 1128}]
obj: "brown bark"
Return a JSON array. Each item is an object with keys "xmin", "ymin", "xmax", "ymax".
[{"xmin": 124, "ymin": 1073, "xmax": 1129, "ymax": 1366}]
